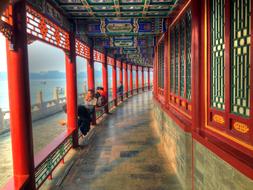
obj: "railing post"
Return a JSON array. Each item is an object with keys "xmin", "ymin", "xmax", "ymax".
[
  {"xmin": 65, "ymin": 30, "xmax": 78, "ymax": 147},
  {"xmin": 148, "ymin": 67, "xmax": 151, "ymax": 90},
  {"xmin": 112, "ymin": 58, "xmax": 117, "ymax": 106},
  {"xmin": 102, "ymin": 50, "xmax": 109, "ymax": 113},
  {"xmin": 5, "ymin": 0, "xmax": 36, "ymax": 189},
  {"xmin": 36, "ymin": 91, "xmax": 43, "ymax": 104}
]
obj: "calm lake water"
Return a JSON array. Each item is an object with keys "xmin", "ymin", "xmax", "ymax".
[{"xmin": 0, "ymin": 79, "xmax": 90, "ymax": 111}]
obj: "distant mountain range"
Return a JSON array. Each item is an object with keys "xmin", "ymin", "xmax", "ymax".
[{"xmin": 0, "ymin": 70, "xmax": 103, "ymax": 80}]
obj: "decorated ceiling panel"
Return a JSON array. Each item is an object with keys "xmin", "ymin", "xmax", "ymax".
[
  {"xmin": 26, "ymin": 0, "xmax": 186, "ymax": 66},
  {"xmin": 56, "ymin": 0, "xmax": 177, "ymax": 19}
]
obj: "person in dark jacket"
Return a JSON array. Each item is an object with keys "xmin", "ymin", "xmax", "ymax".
[
  {"xmin": 61, "ymin": 104, "xmax": 91, "ymax": 137},
  {"xmin": 117, "ymin": 82, "xmax": 123, "ymax": 96}
]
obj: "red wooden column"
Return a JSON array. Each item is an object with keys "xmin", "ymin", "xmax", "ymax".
[
  {"xmin": 124, "ymin": 63, "xmax": 128, "ymax": 97},
  {"xmin": 87, "ymin": 41, "xmax": 96, "ymax": 124},
  {"xmin": 148, "ymin": 67, "xmax": 151, "ymax": 90},
  {"xmin": 65, "ymin": 31, "xmax": 78, "ymax": 147},
  {"xmin": 87, "ymin": 41, "xmax": 95, "ymax": 91},
  {"xmin": 136, "ymin": 66, "xmax": 139, "ymax": 93},
  {"xmin": 119, "ymin": 61, "xmax": 123, "ymax": 101},
  {"xmin": 102, "ymin": 51, "xmax": 109, "ymax": 113},
  {"xmin": 191, "ymin": 0, "xmax": 205, "ymax": 133},
  {"xmin": 5, "ymin": 1, "xmax": 35, "ymax": 189},
  {"xmin": 130, "ymin": 65, "xmax": 133, "ymax": 95},
  {"xmin": 112, "ymin": 58, "xmax": 117, "ymax": 106},
  {"xmin": 142, "ymin": 66, "xmax": 145, "ymax": 91}
]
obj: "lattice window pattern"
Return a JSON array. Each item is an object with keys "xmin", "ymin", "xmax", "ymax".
[
  {"xmin": 1, "ymin": 5, "xmax": 13, "ymax": 26},
  {"xmin": 231, "ymin": 0, "xmax": 251, "ymax": 117},
  {"xmin": 170, "ymin": 28, "xmax": 175, "ymax": 93},
  {"xmin": 180, "ymin": 18, "xmax": 185, "ymax": 97},
  {"xmin": 158, "ymin": 40, "xmax": 165, "ymax": 89},
  {"xmin": 94, "ymin": 50, "xmax": 105, "ymax": 63},
  {"xmin": 175, "ymin": 24, "xmax": 179, "ymax": 95},
  {"xmin": 186, "ymin": 9, "xmax": 192, "ymax": 100},
  {"xmin": 26, "ymin": 6, "xmax": 70, "ymax": 51},
  {"xmin": 210, "ymin": 0, "xmax": 225, "ymax": 110},
  {"xmin": 76, "ymin": 39, "xmax": 90, "ymax": 59}
]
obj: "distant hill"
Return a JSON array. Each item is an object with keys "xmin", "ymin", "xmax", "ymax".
[{"xmin": 0, "ymin": 70, "xmax": 102, "ymax": 80}]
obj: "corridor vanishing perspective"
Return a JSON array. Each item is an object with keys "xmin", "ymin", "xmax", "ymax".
[
  {"xmin": 0, "ymin": 0, "xmax": 253, "ymax": 190},
  {"xmin": 61, "ymin": 92, "xmax": 181, "ymax": 190}
]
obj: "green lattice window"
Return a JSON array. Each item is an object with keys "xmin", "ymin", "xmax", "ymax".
[
  {"xmin": 210, "ymin": 0, "xmax": 225, "ymax": 110},
  {"xmin": 170, "ymin": 28, "xmax": 175, "ymax": 93},
  {"xmin": 180, "ymin": 18, "xmax": 185, "ymax": 97},
  {"xmin": 186, "ymin": 10, "xmax": 192, "ymax": 100},
  {"xmin": 175, "ymin": 24, "xmax": 179, "ymax": 95},
  {"xmin": 158, "ymin": 40, "xmax": 164, "ymax": 89},
  {"xmin": 231, "ymin": 0, "xmax": 251, "ymax": 117}
]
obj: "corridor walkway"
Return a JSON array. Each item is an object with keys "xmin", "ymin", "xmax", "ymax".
[{"xmin": 61, "ymin": 92, "xmax": 182, "ymax": 190}]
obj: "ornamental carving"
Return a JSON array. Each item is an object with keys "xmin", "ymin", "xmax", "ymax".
[
  {"xmin": 233, "ymin": 122, "xmax": 249, "ymax": 134},
  {"xmin": 213, "ymin": 114, "xmax": 225, "ymax": 124},
  {"xmin": 0, "ymin": 21, "xmax": 13, "ymax": 41}
]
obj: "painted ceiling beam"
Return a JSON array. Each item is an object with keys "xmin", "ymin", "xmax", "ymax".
[
  {"xmin": 80, "ymin": 0, "xmax": 94, "ymax": 16},
  {"xmin": 113, "ymin": 0, "xmax": 120, "ymax": 16},
  {"xmin": 142, "ymin": 0, "xmax": 151, "ymax": 17}
]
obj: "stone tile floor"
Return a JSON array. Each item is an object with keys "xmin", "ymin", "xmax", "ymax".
[{"xmin": 59, "ymin": 92, "xmax": 182, "ymax": 190}]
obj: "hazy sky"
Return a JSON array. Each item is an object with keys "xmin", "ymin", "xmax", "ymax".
[
  {"xmin": 28, "ymin": 41, "xmax": 66, "ymax": 72},
  {"xmin": 0, "ymin": 33, "xmax": 7, "ymax": 72}
]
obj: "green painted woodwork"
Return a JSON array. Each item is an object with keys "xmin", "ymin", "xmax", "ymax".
[
  {"xmin": 186, "ymin": 10, "xmax": 192, "ymax": 100},
  {"xmin": 231, "ymin": 0, "xmax": 251, "ymax": 117},
  {"xmin": 175, "ymin": 24, "xmax": 179, "ymax": 95},
  {"xmin": 170, "ymin": 28, "xmax": 175, "ymax": 93},
  {"xmin": 57, "ymin": 0, "xmax": 177, "ymax": 18},
  {"xmin": 158, "ymin": 40, "xmax": 165, "ymax": 89},
  {"xmin": 35, "ymin": 136, "xmax": 73, "ymax": 188},
  {"xmin": 210, "ymin": 0, "xmax": 225, "ymax": 110},
  {"xmin": 180, "ymin": 18, "xmax": 185, "ymax": 97}
]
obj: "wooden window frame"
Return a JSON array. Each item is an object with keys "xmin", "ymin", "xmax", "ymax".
[
  {"xmin": 168, "ymin": 4, "xmax": 192, "ymax": 119},
  {"xmin": 206, "ymin": 0, "xmax": 253, "ymax": 154}
]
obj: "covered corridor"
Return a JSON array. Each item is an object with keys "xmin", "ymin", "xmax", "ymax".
[
  {"xmin": 59, "ymin": 91, "xmax": 181, "ymax": 190},
  {"xmin": 0, "ymin": 0, "xmax": 253, "ymax": 190}
]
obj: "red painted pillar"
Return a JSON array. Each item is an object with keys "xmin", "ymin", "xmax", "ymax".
[
  {"xmin": 130, "ymin": 65, "xmax": 133, "ymax": 95},
  {"xmin": 102, "ymin": 51, "xmax": 109, "ymax": 113},
  {"xmin": 5, "ymin": 1, "xmax": 35, "ymax": 189},
  {"xmin": 87, "ymin": 41, "xmax": 96, "ymax": 124},
  {"xmin": 148, "ymin": 67, "xmax": 151, "ymax": 90},
  {"xmin": 87, "ymin": 42, "xmax": 95, "ymax": 91},
  {"xmin": 112, "ymin": 58, "xmax": 117, "ymax": 106},
  {"xmin": 124, "ymin": 63, "xmax": 128, "ymax": 97},
  {"xmin": 119, "ymin": 61, "xmax": 123, "ymax": 101},
  {"xmin": 191, "ymin": 0, "xmax": 205, "ymax": 133},
  {"xmin": 65, "ymin": 32, "xmax": 78, "ymax": 147},
  {"xmin": 136, "ymin": 66, "xmax": 139, "ymax": 93},
  {"xmin": 142, "ymin": 67, "xmax": 145, "ymax": 91}
]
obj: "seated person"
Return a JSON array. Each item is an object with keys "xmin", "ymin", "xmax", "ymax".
[
  {"xmin": 84, "ymin": 89, "xmax": 97, "ymax": 115},
  {"xmin": 95, "ymin": 87, "xmax": 107, "ymax": 107},
  {"xmin": 117, "ymin": 82, "xmax": 123, "ymax": 96},
  {"xmin": 60, "ymin": 104, "xmax": 91, "ymax": 137}
]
